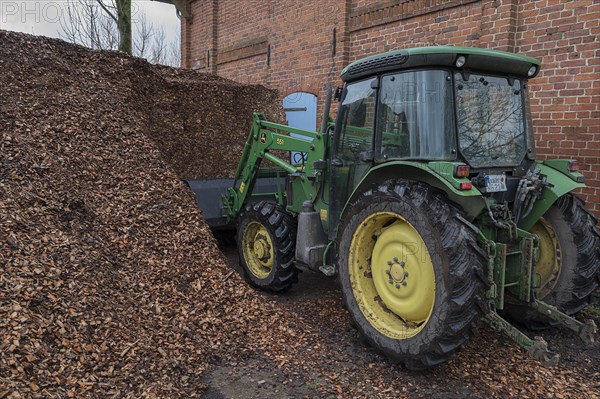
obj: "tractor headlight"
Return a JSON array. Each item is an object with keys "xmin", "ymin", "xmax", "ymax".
[
  {"xmin": 528, "ymin": 65, "xmax": 537, "ymax": 77},
  {"xmin": 455, "ymin": 56, "xmax": 466, "ymax": 68}
]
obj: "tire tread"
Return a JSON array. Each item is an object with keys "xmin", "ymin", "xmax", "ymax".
[
  {"xmin": 238, "ymin": 200, "xmax": 298, "ymax": 292},
  {"xmin": 340, "ymin": 180, "xmax": 487, "ymax": 370}
]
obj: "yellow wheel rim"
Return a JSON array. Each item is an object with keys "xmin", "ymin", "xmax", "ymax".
[
  {"xmin": 242, "ymin": 221, "xmax": 275, "ymax": 279},
  {"xmin": 530, "ymin": 218, "xmax": 561, "ymax": 299},
  {"xmin": 349, "ymin": 212, "xmax": 435, "ymax": 339}
]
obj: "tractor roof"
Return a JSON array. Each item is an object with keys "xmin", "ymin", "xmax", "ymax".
[{"xmin": 341, "ymin": 46, "xmax": 540, "ymax": 82}]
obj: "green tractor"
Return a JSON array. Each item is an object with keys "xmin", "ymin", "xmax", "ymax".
[{"xmin": 214, "ymin": 46, "xmax": 599, "ymax": 369}]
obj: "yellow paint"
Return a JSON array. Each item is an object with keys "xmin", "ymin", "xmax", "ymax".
[
  {"xmin": 320, "ymin": 208, "xmax": 328, "ymax": 222},
  {"xmin": 348, "ymin": 212, "xmax": 435, "ymax": 339},
  {"xmin": 530, "ymin": 218, "xmax": 561, "ymax": 299},
  {"xmin": 241, "ymin": 221, "xmax": 274, "ymax": 279},
  {"xmin": 239, "ymin": 182, "xmax": 245, "ymax": 193},
  {"xmin": 276, "ymin": 138, "xmax": 285, "ymax": 145}
]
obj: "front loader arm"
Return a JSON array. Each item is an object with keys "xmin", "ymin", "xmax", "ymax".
[{"xmin": 223, "ymin": 113, "xmax": 327, "ymax": 222}]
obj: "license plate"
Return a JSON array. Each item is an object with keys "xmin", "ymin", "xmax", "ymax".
[{"xmin": 485, "ymin": 174, "xmax": 507, "ymax": 193}]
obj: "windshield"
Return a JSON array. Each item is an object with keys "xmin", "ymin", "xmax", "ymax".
[
  {"xmin": 455, "ymin": 73, "xmax": 526, "ymax": 168},
  {"xmin": 377, "ymin": 70, "xmax": 455, "ymax": 161}
]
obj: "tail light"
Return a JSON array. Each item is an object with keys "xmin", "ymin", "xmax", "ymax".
[
  {"xmin": 460, "ymin": 182, "xmax": 472, "ymax": 190},
  {"xmin": 568, "ymin": 160, "xmax": 580, "ymax": 172}
]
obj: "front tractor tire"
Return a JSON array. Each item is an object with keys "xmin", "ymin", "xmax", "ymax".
[
  {"xmin": 506, "ymin": 193, "xmax": 600, "ymax": 327},
  {"xmin": 338, "ymin": 180, "xmax": 487, "ymax": 370},
  {"xmin": 237, "ymin": 201, "xmax": 298, "ymax": 292}
]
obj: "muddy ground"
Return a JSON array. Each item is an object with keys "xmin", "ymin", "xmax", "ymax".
[{"xmin": 205, "ymin": 231, "xmax": 600, "ymax": 399}]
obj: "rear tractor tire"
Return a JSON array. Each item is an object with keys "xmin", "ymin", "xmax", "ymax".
[
  {"xmin": 237, "ymin": 201, "xmax": 298, "ymax": 292},
  {"xmin": 337, "ymin": 180, "xmax": 487, "ymax": 370},
  {"xmin": 504, "ymin": 193, "xmax": 600, "ymax": 328}
]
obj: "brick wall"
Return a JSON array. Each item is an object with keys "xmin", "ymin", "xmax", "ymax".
[
  {"xmin": 515, "ymin": 0, "xmax": 600, "ymax": 216},
  {"xmin": 180, "ymin": 0, "xmax": 599, "ymax": 217},
  {"xmin": 182, "ymin": 0, "xmax": 349, "ymax": 130},
  {"xmin": 180, "ymin": 0, "xmax": 217, "ymax": 71}
]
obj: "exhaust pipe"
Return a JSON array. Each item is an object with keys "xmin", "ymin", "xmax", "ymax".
[{"xmin": 320, "ymin": 82, "xmax": 332, "ymax": 135}]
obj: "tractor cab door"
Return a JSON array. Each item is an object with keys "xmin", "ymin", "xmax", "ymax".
[{"xmin": 330, "ymin": 77, "xmax": 377, "ymax": 238}]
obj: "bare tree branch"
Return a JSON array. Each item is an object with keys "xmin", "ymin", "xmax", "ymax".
[
  {"xmin": 135, "ymin": 13, "xmax": 153, "ymax": 58},
  {"xmin": 59, "ymin": 0, "xmax": 180, "ymax": 66},
  {"xmin": 95, "ymin": 0, "xmax": 117, "ymax": 23}
]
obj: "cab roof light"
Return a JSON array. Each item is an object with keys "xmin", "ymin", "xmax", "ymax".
[{"xmin": 528, "ymin": 65, "xmax": 537, "ymax": 77}]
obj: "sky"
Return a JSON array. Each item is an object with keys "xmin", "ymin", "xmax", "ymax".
[{"xmin": 0, "ymin": 0, "xmax": 180, "ymax": 63}]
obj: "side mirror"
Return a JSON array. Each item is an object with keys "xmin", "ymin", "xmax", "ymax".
[{"xmin": 334, "ymin": 87, "xmax": 343, "ymax": 102}]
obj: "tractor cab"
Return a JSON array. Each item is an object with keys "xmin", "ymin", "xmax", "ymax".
[{"xmin": 330, "ymin": 46, "xmax": 543, "ymax": 232}]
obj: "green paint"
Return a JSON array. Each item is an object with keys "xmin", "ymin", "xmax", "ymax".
[
  {"xmin": 342, "ymin": 45, "xmax": 540, "ymax": 77},
  {"xmin": 335, "ymin": 161, "xmax": 485, "ymax": 230},
  {"xmin": 543, "ymin": 159, "xmax": 585, "ymax": 183},
  {"xmin": 427, "ymin": 162, "xmax": 473, "ymax": 191},
  {"xmin": 223, "ymin": 113, "xmax": 328, "ymax": 221},
  {"xmin": 518, "ymin": 163, "xmax": 585, "ymax": 230},
  {"xmin": 408, "ymin": 45, "xmax": 539, "ymax": 64}
]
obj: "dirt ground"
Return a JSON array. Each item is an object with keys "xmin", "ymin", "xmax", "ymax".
[{"xmin": 206, "ymin": 231, "xmax": 600, "ymax": 399}]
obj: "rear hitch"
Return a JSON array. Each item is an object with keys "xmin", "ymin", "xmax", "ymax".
[
  {"xmin": 530, "ymin": 300, "xmax": 598, "ymax": 345},
  {"xmin": 580, "ymin": 319, "xmax": 598, "ymax": 344},
  {"xmin": 485, "ymin": 311, "xmax": 559, "ymax": 366}
]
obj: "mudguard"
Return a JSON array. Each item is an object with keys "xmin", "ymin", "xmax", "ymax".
[
  {"xmin": 335, "ymin": 162, "xmax": 486, "ymax": 238},
  {"xmin": 518, "ymin": 163, "xmax": 585, "ymax": 231}
]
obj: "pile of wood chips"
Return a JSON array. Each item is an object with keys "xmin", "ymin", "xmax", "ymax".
[{"xmin": 0, "ymin": 30, "xmax": 292, "ymax": 398}]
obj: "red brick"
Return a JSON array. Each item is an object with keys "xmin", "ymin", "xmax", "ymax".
[{"xmin": 180, "ymin": 0, "xmax": 600, "ymax": 218}]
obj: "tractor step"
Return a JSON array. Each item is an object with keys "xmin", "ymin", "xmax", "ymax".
[{"xmin": 318, "ymin": 264, "xmax": 336, "ymax": 277}]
